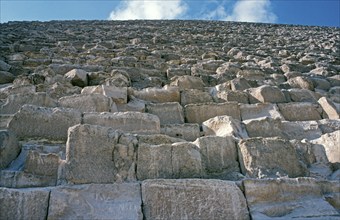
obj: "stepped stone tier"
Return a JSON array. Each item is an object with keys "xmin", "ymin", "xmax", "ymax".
[{"xmin": 0, "ymin": 20, "xmax": 339, "ymax": 219}]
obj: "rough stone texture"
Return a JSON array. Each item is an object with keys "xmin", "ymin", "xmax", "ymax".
[
  {"xmin": 24, "ymin": 151, "xmax": 59, "ymax": 178},
  {"xmin": 185, "ymin": 102, "xmax": 240, "ymax": 124},
  {"xmin": 64, "ymin": 68, "xmax": 88, "ymax": 87},
  {"xmin": 132, "ymin": 87, "xmax": 180, "ymax": 103},
  {"xmin": 202, "ymin": 115, "xmax": 248, "ymax": 138},
  {"xmin": 240, "ymin": 103, "xmax": 284, "ymax": 121},
  {"xmin": 0, "ymin": 187, "xmax": 50, "ymax": 220},
  {"xmin": 160, "ymin": 123, "xmax": 200, "ymax": 141},
  {"xmin": 0, "ymin": 129, "xmax": 20, "ymax": 169},
  {"xmin": 48, "ymin": 183, "xmax": 142, "ymax": 220},
  {"xmin": 248, "ymin": 85, "xmax": 286, "ymax": 103},
  {"xmin": 244, "ymin": 117, "xmax": 286, "ymax": 138},
  {"xmin": 312, "ymin": 131, "xmax": 340, "ymax": 163},
  {"xmin": 180, "ymin": 89, "xmax": 213, "ymax": 106},
  {"xmin": 238, "ymin": 137, "xmax": 308, "ymax": 178},
  {"xmin": 58, "ymin": 94, "xmax": 111, "ymax": 112},
  {"xmin": 278, "ymin": 102, "xmax": 323, "ymax": 121},
  {"xmin": 142, "ymin": 179, "xmax": 250, "ymax": 220},
  {"xmin": 281, "ymin": 120, "xmax": 323, "ymax": 140},
  {"xmin": 137, "ymin": 134, "xmax": 185, "ymax": 145},
  {"xmin": 8, "ymin": 104, "xmax": 82, "ymax": 140},
  {"xmin": 137, "ymin": 142, "xmax": 202, "ymax": 180},
  {"xmin": 0, "ymin": 71, "xmax": 15, "ymax": 84},
  {"xmin": 244, "ymin": 178, "xmax": 340, "ymax": 219},
  {"xmin": 146, "ymin": 102, "xmax": 184, "ymax": 125},
  {"xmin": 0, "ymin": 92, "xmax": 57, "ymax": 114},
  {"xmin": 83, "ymin": 111, "xmax": 160, "ymax": 134},
  {"xmin": 64, "ymin": 124, "xmax": 137, "ymax": 184},
  {"xmin": 318, "ymin": 97, "xmax": 339, "ymax": 119},
  {"xmin": 170, "ymin": 75, "xmax": 205, "ymax": 90},
  {"xmin": 102, "ymin": 85, "xmax": 128, "ymax": 104}
]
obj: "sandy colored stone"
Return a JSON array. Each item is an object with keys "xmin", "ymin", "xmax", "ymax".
[
  {"xmin": 278, "ymin": 102, "xmax": 322, "ymax": 121},
  {"xmin": 146, "ymin": 102, "xmax": 184, "ymax": 125},
  {"xmin": 240, "ymin": 103, "xmax": 284, "ymax": 121},
  {"xmin": 318, "ymin": 97, "xmax": 339, "ymax": 119},
  {"xmin": 202, "ymin": 115, "xmax": 248, "ymax": 138},
  {"xmin": 58, "ymin": 93, "xmax": 111, "ymax": 112}
]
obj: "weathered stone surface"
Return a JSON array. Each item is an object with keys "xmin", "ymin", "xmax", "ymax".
[
  {"xmin": 117, "ymin": 95, "xmax": 145, "ymax": 112},
  {"xmin": 288, "ymin": 76, "xmax": 315, "ymax": 90},
  {"xmin": 102, "ymin": 85, "xmax": 128, "ymax": 104},
  {"xmin": 238, "ymin": 137, "xmax": 308, "ymax": 178},
  {"xmin": 0, "ymin": 130, "xmax": 20, "ymax": 169},
  {"xmin": 64, "ymin": 68, "xmax": 88, "ymax": 87},
  {"xmin": 137, "ymin": 134, "xmax": 185, "ymax": 145},
  {"xmin": 281, "ymin": 120, "xmax": 323, "ymax": 140},
  {"xmin": 160, "ymin": 123, "xmax": 200, "ymax": 141},
  {"xmin": 180, "ymin": 89, "xmax": 213, "ymax": 106},
  {"xmin": 170, "ymin": 75, "xmax": 205, "ymax": 90},
  {"xmin": 318, "ymin": 97, "xmax": 339, "ymax": 119},
  {"xmin": 0, "ymin": 187, "xmax": 50, "ymax": 220},
  {"xmin": 248, "ymin": 85, "xmax": 286, "ymax": 103},
  {"xmin": 216, "ymin": 90, "xmax": 249, "ymax": 104},
  {"xmin": 185, "ymin": 102, "xmax": 240, "ymax": 124},
  {"xmin": 64, "ymin": 124, "xmax": 137, "ymax": 184},
  {"xmin": 83, "ymin": 112, "xmax": 160, "ymax": 134},
  {"xmin": 312, "ymin": 131, "xmax": 340, "ymax": 163},
  {"xmin": 8, "ymin": 104, "xmax": 81, "ymax": 140},
  {"xmin": 142, "ymin": 179, "xmax": 249, "ymax": 220},
  {"xmin": 244, "ymin": 178, "xmax": 340, "ymax": 219},
  {"xmin": 58, "ymin": 94, "xmax": 112, "ymax": 112},
  {"xmin": 230, "ymin": 77, "xmax": 251, "ymax": 91},
  {"xmin": 132, "ymin": 86, "xmax": 180, "ymax": 103},
  {"xmin": 202, "ymin": 115, "xmax": 248, "ymax": 138},
  {"xmin": 240, "ymin": 103, "xmax": 284, "ymax": 121},
  {"xmin": 137, "ymin": 142, "xmax": 202, "ymax": 180},
  {"xmin": 0, "ymin": 92, "xmax": 57, "ymax": 114},
  {"xmin": 278, "ymin": 102, "xmax": 323, "ymax": 121},
  {"xmin": 146, "ymin": 102, "xmax": 184, "ymax": 125},
  {"xmin": 288, "ymin": 88, "xmax": 318, "ymax": 102},
  {"xmin": 48, "ymin": 183, "xmax": 142, "ymax": 220},
  {"xmin": 0, "ymin": 71, "xmax": 15, "ymax": 84},
  {"xmin": 244, "ymin": 117, "xmax": 286, "ymax": 138},
  {"xmin": 24, "ymin": 151, "xmax": 59, "ymax": 177}
]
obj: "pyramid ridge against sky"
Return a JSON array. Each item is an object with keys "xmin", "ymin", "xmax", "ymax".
[{"xmin": 0, "ymin": 20, "xmax": 339, "ymax": 219}]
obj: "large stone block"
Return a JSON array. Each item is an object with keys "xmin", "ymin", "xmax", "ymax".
[
  {"xmin": 58, "ymin": 93, "xmax": 112, "ymax": 112},
  {"xmin": 278, "ymin": 102, "xmax": 322, "ymax": 121},
  {"xmin": 185, "ymin": 102, "xmax": 240, "ymax": 124},
  {"xmin": 8, "ymin": 105, "xmax": 82, "ymax": 140},
  {"xmin": 281, "ymin": 120, "xmax": 323, "ymax": 140},
  {"xmin": 48, "ymin": 183, "xmax": 142, "ymax": 220},
  {"xmin": 312, "ymin": 131, "xmax": 340, "ymax": 163},
  {"xmin": 0, "ymin": 129, "xmax": 20, "ymax": 169},
  {"xmin": 244, "ymin": 117, "xmax": 286, "ymax": 138},
  {"xmin": 0, "ymin": 187, "xmax": 50, "ymax": 220},
  {"xmin": 318, "ymin": 97, "xmax": 339, "ymax": 119},
  {"xmin": 202, "ymin": 115, "xmax": 248, "ymax": 138},
  {"xmin": 248, "ymin": 85, "xmax": 286, "ymax": 103},
  {"xmin": 0, "ymin": 92, "xmax": 57, "ymax": 114},
  {"xmin": 64, "ymin": 124, "xmax": 137, "ymax": 184},
  {"xmin": 83, "ymin": 112, "xmax": 160, "ymax": 134},
  {"xmin": 238, "ymin": 137, "xmax": 308, "ymax": 178},
  {"xmin": 137, "ymin": 142, "xmax": 203, "ymax": 180},
  {"xmin": 146, "ymin": 102, "xmax": 184, "ymax": 125},
  {"xmin": 142, "ymin": 179, "xmax": 249, "ymax": 220},
  {"xmin": 170, "ymin": 75, "xmax": 205, "ymax": 90},
  {"xmin": 180, "ymin": 89, "xmax": 213, "ymax": 105},
  {"xmin": 244, "ymin": 178, "xmax": 340, "ymax": 219},
  {"xmin": 240, "ymin": 103, "xmax": 284, "ymax": 121},
  {"xmin": 160, "ymin": 123, "xmax": 200, "ymax": 141},
  {"xmin": 132, "ymin": 86, "xmax": 180, "ymax": 103}
]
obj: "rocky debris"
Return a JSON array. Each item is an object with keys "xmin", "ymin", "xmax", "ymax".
[
  {"xmin": 0, "ymin": 20, "xmax": 339, "ymax": 219},
  {"xmin": 142, "ymin": 179, "xmax": 250, "ymax": 220}
]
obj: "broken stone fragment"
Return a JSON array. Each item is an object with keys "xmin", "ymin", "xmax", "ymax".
[
  {"xmin": 202, "ymin": 115, "xmax": 248, "ymax": 138},
  {"xmin": 64, "ymin": 68, "xmax": 88, "ymax": 87}
]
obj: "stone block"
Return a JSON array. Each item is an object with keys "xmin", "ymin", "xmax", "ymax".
[
  {"xmin": 83, "ymin": 112, "xmax": 160, "ymax": 135},
  {"xmin": 8, "ymin": 105, "xmax": 82, "ymax": 141},
  {"xmin": 216, "ymin": 90, "xmax": 249, "ymax": 104},
  {"xmin": 278, "ymin": 102, "xmax": 322, "ymax": 121},
  {"xmin": 160, "ymin": 123, "xmax": 200, "ymax": 141},
  {"xmin": 238, "ymin": 137, "xmax": 308, "ymax": 178},
  {"xmin": 244, "ymin": 178, "xmax": 339, "ymax": 220},
  {"xmin": 58, "ymin": 94, "xmax": 111, "ymax": 112},
  {"xmin": 0, "ymin": 129, "xmax": 20, "ymax": 169},
  {"xmin": 64, "ymin": 68, "xmax": 88, "ymax": 87},
  {"xmin": 142, "ymin": 179, "xmax": 249, "ymax": 220},
  {"xmin": 48, "ymin": 183, "xmax": 142, "ymax": 220},
  {"xmin": 132, "ymin": 86, "xmax": 180, "ymax": 103},
  {"xmin": 240, "ymin": 103, "xmax": 284, "ymax": 121},
  {"xmin": 281, "ymin": 120, "xmax": 323, "ymax": 140},
  {"xmin": 180, "ymin": 89, "xmax": 213, "ymax": 105},
  {"xmin": 102, "ymin": 85, "xmax": 128, "ymax": 104},
  {"xmin": 312, "ymin": 131, "xmax": 340, "ymax": 163},
  {"xmin": 202, "ymin": 115, "xmax": 248, "ymax": 138},
  {"xmin": 248, "ymin": 85, "xmax": 286, "ymax": 103},
  {"xmin": 289, "ymin": 88, "xmax": 318, "ymax": 102},
  {"xmin": 185, "ymin": 102, "xmax": 240, "ymax": 124},
  {"xmin": 146, "ymin": 102, "xmax": 184, "ymax": 125},
  {"xmin": 244, "ymin": 117, "xmax": 286, "ymax": 138},
  {"xmin": 0, "ymin": 187, "xmax": 50, "ymax": 220},
  {"xmin": 318, "ymin": 97, "xmax": 339, "ymax": 119},
  {"xmin": 137, "ymin": 134, "xmax": 185, "ymax": 145},
  {"xmin": 24, "ymin": 151, "xmax": 59, "ymax": 177},
  {"xmin": 170, "ymin": 75, "xmax": 205, "ymax": 90}
]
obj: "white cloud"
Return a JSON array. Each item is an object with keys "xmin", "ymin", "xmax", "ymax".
[
  {"xmin": 109, "ymin": 0, "xmax": 188, "ymax": 20},
  {"xmin": 225, "ymin": 0, "xmax": 277, "ymax": 23}
]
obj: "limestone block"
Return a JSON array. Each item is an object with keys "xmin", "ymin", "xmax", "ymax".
[
  {"xmin": 230, "ymin": 77, "xmax": 251, "ymax": 91},
  {"xmin": 132, "ymin": 86, "xmax": 180, "ymax": 103},
  {"xmin": 0, "ymin": 170, "xmax": 57, "ymax": 188},
  {"xmin": 312, "ymin": 131, "xmax": 340, "ymax": 163},
  {"xmin": 170, "ymin": 75, "xmax": 205, "ymax": 90},
  {"xmin": 137, "ymin": 142, "xmax": 203, "ymax": 180},
  {"xmin": 278, "ymin": 102, "xmax": 322, "ymax": 121},
  {"xmin": 318, "ymin": 97, "xmax": 339, "ymax": 119},
  {"xmin": 117, "ymin": 96, "xmax": 145, "ymax": 112},
  {"xmin": 289, "ymin": 88, "xmax": 318, "ymax": 102},
  {"xmin": 146, "ymin": 102, "xmax": 184, "ymax": 125},
  {"xmin": 216, "ymin": 90, "xmax": 249, "ymax": 104},
  {"xmin": 0, "ymin": 187, "xmax": 50, "ymax": 220},
  {"xmin": 24, "ymin": 151, "xmax": 59, "ymax": 177},
  {"xmin": 58, "ymin": 94, "xmax": 111, "ymax": 113},
  {"xmin": 240, "ymin": 103, "xmax": 284, "ymax": 121},
  {"xmin": 0, "ymin": 71, "xmax": 15, "ymax": 84},
  {"xmin": 194, "ymin": 136, "xmax": 239, "ymax": 174},
  {"xmin": 83, "ymin": 112, "xmax": 160, "ymax": 135},
  {"xmin": 317, "ymin": 119, "xmax": 340, "ymax": 134},
  {"xmin": 0, "ymin": 92, "xmax": 57, "ymax": 114},
  {"xmin": 48, "ymin": 183, "xmax": 142, "ymax": 220},
  {"xmin": 244, "ymin": 117, "xmax": 286, "ymax": 138},
  {"xmin": 202, "ymin": 115, "xmax": 248, "ymax": 138},
  {"xmin": 288, "ymin": 76, "xmax": 314, "ymax": 90},
  {"xmin": 8, "ymin": 105, "xmax": 82, "ymax": 140},
  {"xmin": 137, "ymin": 134, "xmax": 185, "ymax": 145},
  {"xmin": 185, "ymin": 102, "xmax": 240, "ymax": 124},
  {"xmin": 0, "ymin": 60, "xmax": 11, "ymax": 71},
  {"xmin": 142, "ymin": 179, "xmax": 249, "ymax": 220},
  {"xmin": 160, "ymin": 123, "xmax": 200, "ymax": 141},
  {"xmin": 244, "ymin": 178, "xmax": 339, "ymax": 220},
  {"xmin": 64, "ymin": 68, "xmax": 88, "ymax": 87},
  {"xmin": 102, "ymin": 85, "xmax": 128, "ymax": 104},
  {"xmin": 180, "ymin": 89, "xmax": 213, "ymax": 106},
  {"xmin": 248, "ymin": 85, "xmax": 286, "ymax": 103},
  {"xmin": 0, "ymin": 130, "xmax": 20, "ymax": 169},
  {"xmin": 64, "ymin": 124, "xmax": 137, "ymax": 184},
  {"xmin": 238, "ymin": 137, "xmax": 308, "ymax": 178},
  {"xmin": 281, "ymin": 120, "xmax": 323, "ymax": 140}
]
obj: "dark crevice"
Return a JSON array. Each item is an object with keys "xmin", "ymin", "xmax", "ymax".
[
  {"xmin": 139, "ymin": 182, "xmax": 146, "ymax": 220},
  {"xmin": 44, "ymin": 190, "xmax": 51, "ymax": 220}
]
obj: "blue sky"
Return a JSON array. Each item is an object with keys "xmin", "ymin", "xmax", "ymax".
[{"xmin": 1, "ymin": 0, "xmax": 339, "ymax": 27}]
